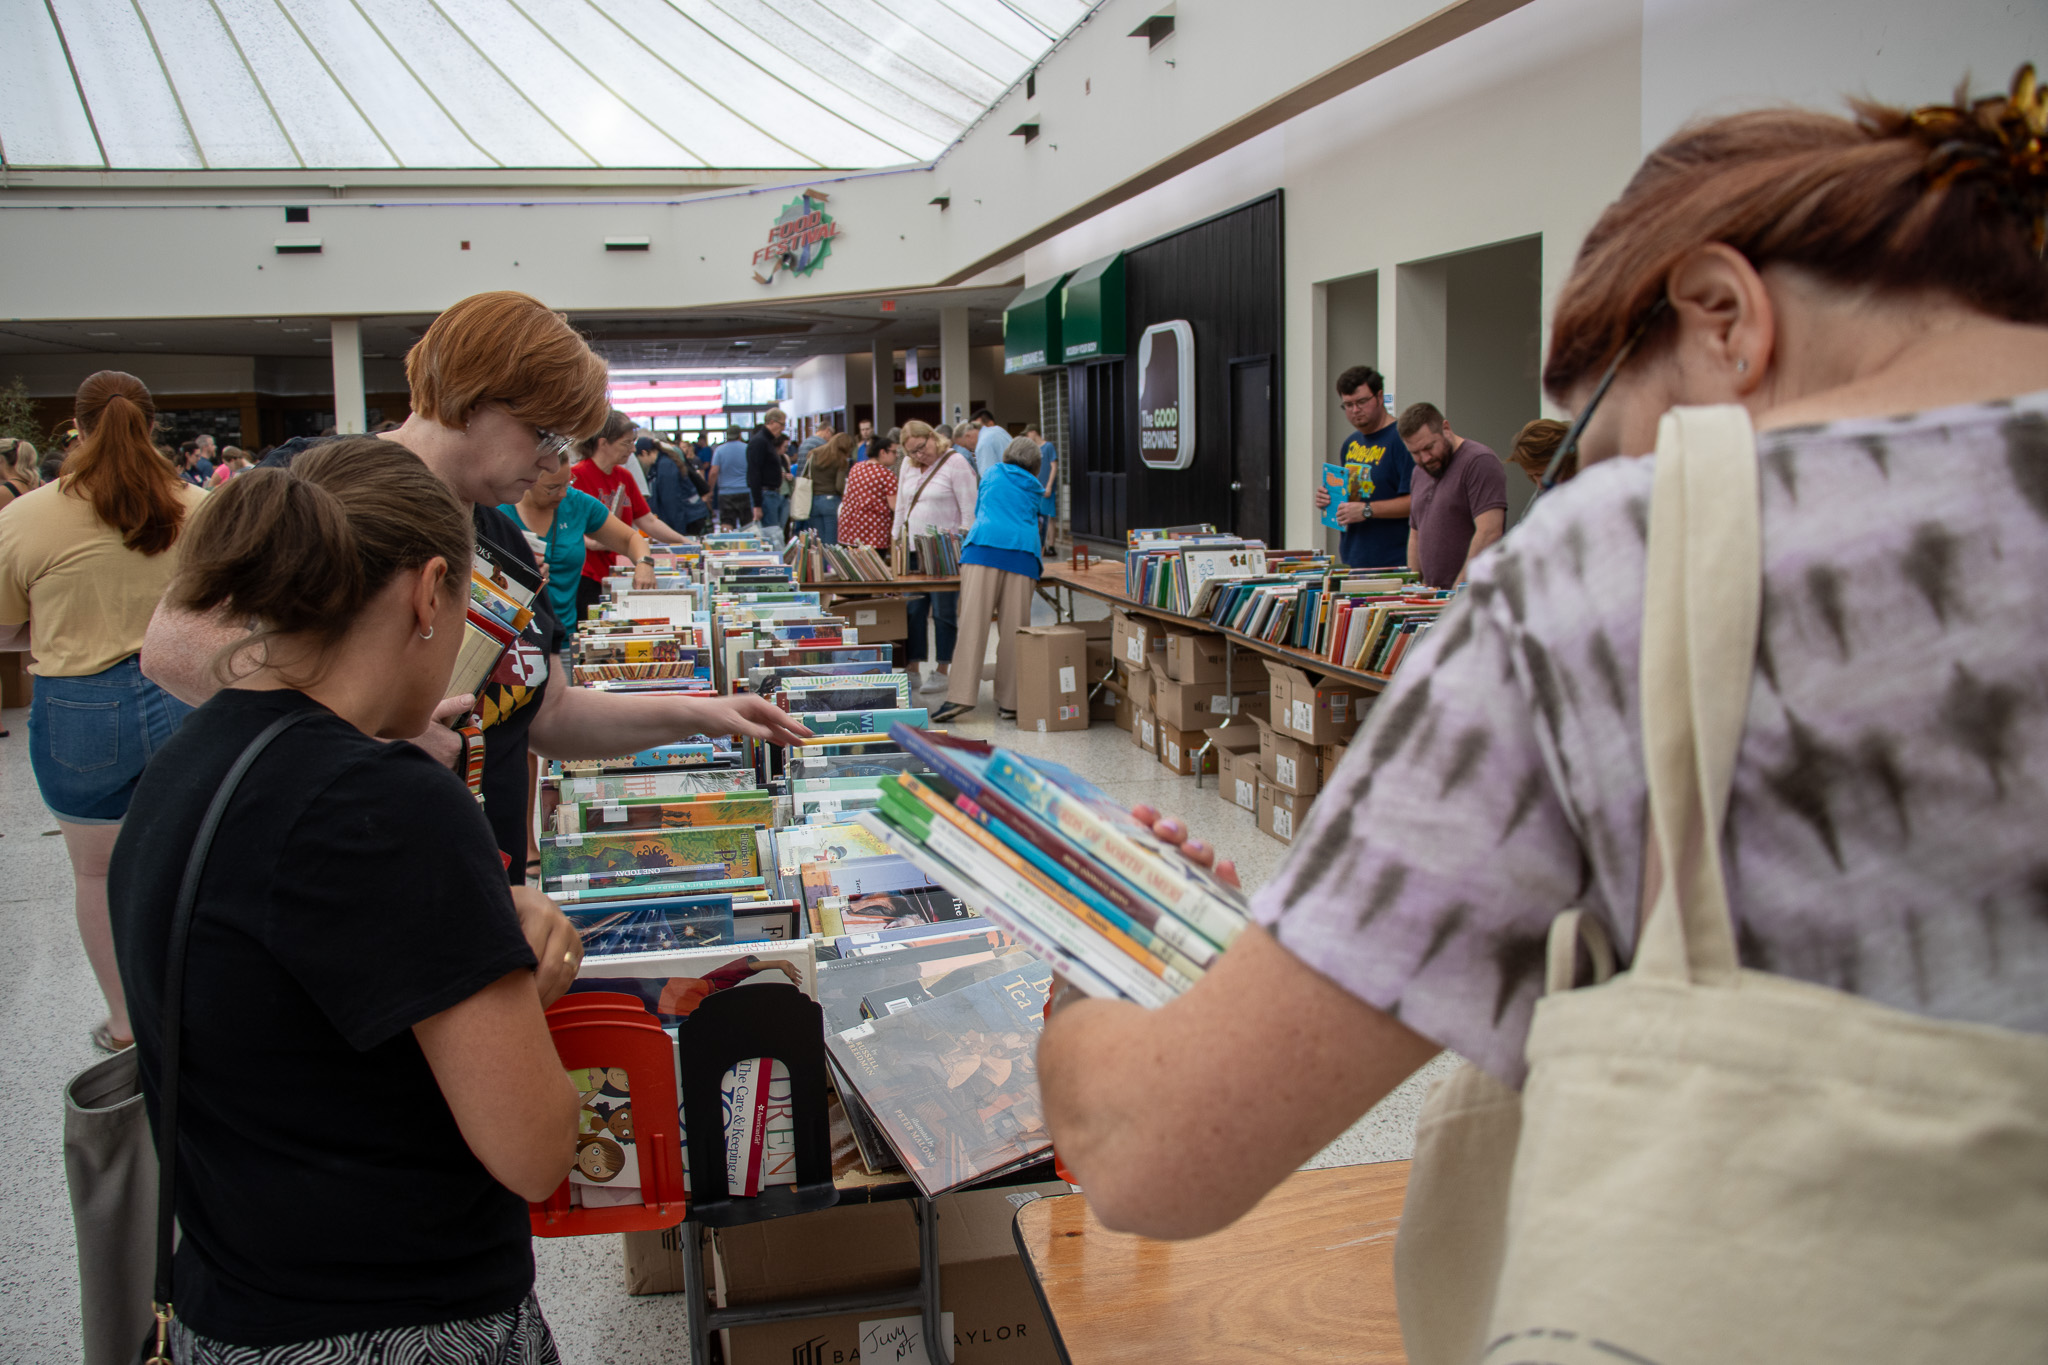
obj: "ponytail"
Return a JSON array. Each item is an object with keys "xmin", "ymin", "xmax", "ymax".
[
  {"xmin": 67, "ymin": 371, "xmax": 187, "ymax": 555},
  {"xmin": 172, "ymin": 437, "xmax": 472, "ymax": 684}
]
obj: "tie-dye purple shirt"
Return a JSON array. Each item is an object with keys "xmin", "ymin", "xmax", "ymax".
[{"xmin": 1253, "ymin": 393, "xmax": 2048, "ymax": 1086}]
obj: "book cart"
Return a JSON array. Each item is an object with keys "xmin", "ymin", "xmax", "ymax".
[{"xmin": 531, "ymin": 536, "xmax": 1060, "ymax": 1365}]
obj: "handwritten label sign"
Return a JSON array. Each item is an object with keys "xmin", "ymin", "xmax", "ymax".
[{"xmin": 859, "ymin": 1312, "xmax": 954, "ymax": 1365}]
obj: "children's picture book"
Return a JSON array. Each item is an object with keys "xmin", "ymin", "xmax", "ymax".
[
  {"xmin": 814, "ymin": 924, "xmax": 1024, "ymax": 1033},
  {"xmin": 792, "ymin": 749, "xmax": 934, "ymax": 781},
  {"xmin": 826, "ymin": 959, "xmax": 1054, "ymax": 1196},
  {"xmin": 836, "ymin": 886, "xmax": 971, "ymax": 936},
  {"xmin": 859, "ymin": 950, "xmax": 1040, "ymax": 1023},
  {"xmin": 771, "ymin": 822, "xmax": 896, "ymax": 880},
  {"xmin": 564, "ymin": 895, "xmax": 737, "ymax": 954},
  {"xmin": 540, "ymin": 824, "xmax": 762, "ymax": 892},
  {"xmin": 569, "ymin": 1065, "xmax": 640, "ymax": 1191},
  {"xmin": 1321, "ymin": 463, "xmax": 1351, "ymax": 529},
  {"xmin": 800, "ymin": 854, "xmax": 942, "ymax": 908},
  {"xmin": 556, "ymin": 769, "xmax": 759, "ymax": 803},
  {"xmin": 572, "ymin": 939, "xmax": 817, "ymax": 1025},
  {"xmin": 562, "ymin": 792, "xmax": 775, "ymax": 834},
  {"xmin": 801, "ymin": 708, "xmax": 930, "ymax": 736},
  {"xmin": 778, "ymin": 674, "xmax": 913, "ymax": 712}
]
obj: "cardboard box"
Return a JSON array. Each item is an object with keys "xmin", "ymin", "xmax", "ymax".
[
  {"xmin": 1117, "ymin": 661, "xmax": 1154, "ymax": 714},
  {"xmin": 0, "ymin": 652, "xmax": 30, "ymax": 709},
  {"xmin": 1257, "ymin": 776, "xmax": 1315, "ymax": 844},
  {"xmin": 621, "ymin": 1223, "xmax": 721, "ymax": 1297},
  {"xmin": 1162, "ymin": 631, "xmax": 1229, "ymax": 684},
  {"xmin": 1133, "ymin": 706, "xmax": 1159, "ymax": 756},
  {"xmin": 1109, "ymin": 608, "xmax": 1167, "ymax": 673},
  {"xmin": 1205, "ymin": 727, "xmax": 1262, "ymax": 811},
  {"xmin": 1263, "ymin": 660, "xmax": 1366, "ymax": 745},
  {"xmin": 1321, "ymin": 741, "xmax": 1352, "ymax": 787},
  {"xmin": 826, "ymin": 595, "xmax": 910, "ymax": 641},
  {"xmin": 1150, "ymin": 674, "xmax": 1268, "ymax": 732},
  {"xmin": 715, "ymin": 1185, "xmax": 1066, "ymax": 1365},
  {"xmin": 1014, "ymin": 624, "xmax": 1091, "ymax": 733},
  {"xmin": 1254, "ymin": 715, "xmax": 1321, "ymax": 797},
  {"xmin": 1083, "ymin": 639, "xmax": 1115, "ymax": 692},
  {"xmin": 1103, "ymin": 679, "xmax": 1133, "ymax": 729},
  {"xmin": 1157, "ymin": 720, "xmax": 1220, "ymax": 777}
]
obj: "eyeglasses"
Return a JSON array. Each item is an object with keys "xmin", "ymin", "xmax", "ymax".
[
  {"xmin": 1537, "ymin": 298, "xmax": 1668, "ymax": 495},
  {"xmin": 534, "ymin": 427, "xmax": 574, "ymax": 461}
]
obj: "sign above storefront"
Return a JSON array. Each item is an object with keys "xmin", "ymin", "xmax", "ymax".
[
  {"xmin": 1137, "ymin": 320, "xmax": 1195, "ymax": 470},
  {"xmin": 752, "ymin": 190, "xmax": 839, "ymax": 284},
  {"xmin": 1060, "ymin": 252, "xmax": 1126, "ymax": 363},
  {"xmin": 1002, "ymin": 273, "xmax": 1069, "ymax": 374}
]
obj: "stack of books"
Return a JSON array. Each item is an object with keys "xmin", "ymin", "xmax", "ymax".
[
  {"xmin": 858, "ymin": 726, "xmax": 1251, "ymax": 1007},
  {"xmin": 784, "ymin": 530, "xmax": 895, "ymax": 584}
]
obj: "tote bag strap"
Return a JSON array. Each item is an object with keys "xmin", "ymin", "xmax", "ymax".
[
  {"xmin": 151, "ymin": 709, "xmax": 319, "ymax": 1347},
  {"xmin": 1634, "ymin": 405, "xmax": 1761, "ymax": 986}
]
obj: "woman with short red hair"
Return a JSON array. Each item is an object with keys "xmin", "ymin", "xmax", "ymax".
[{"xmin": 1036, "ymin": 68, "xmax": 2048, "ymax": 1359}]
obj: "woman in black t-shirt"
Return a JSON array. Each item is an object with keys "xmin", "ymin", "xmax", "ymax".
[{"xmin": 109, "ymin": 439, "xmax": 584, "ymax": 1364}]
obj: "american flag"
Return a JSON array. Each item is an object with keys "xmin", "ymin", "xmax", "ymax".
[{"xmin": 608, "ymin": 380, "xmax": 726, "ymax": 419}]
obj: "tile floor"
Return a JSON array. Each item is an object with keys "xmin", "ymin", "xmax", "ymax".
[{"xmin": 0, "ymin": 594, "xmax": 1452, "ymax": 1360}]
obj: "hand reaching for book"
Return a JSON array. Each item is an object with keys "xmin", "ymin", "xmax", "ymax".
[
  {"xmin": 1128, "ymin": 803, "xmax": 1241, "ymax": 890},
  {"xmin": 692, "ymin": 693, "xmax": 816, "ymax": 746},
  {"xmin": 512, "ymin": 885, "xmax": 582, "ymax": 1007}
]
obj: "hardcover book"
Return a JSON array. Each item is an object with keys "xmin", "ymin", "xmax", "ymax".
[{"xmin": 540, "ymin": 824, "xmax": 762, "ymax": 892}]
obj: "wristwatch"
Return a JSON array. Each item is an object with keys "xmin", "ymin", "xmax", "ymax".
[
  {"xmin": 637, "ymin": 555, "xmax": 656, "ymax": 566},
  {"xmin": 1360, "ymin": 500, "xmax": 1374, "ymax": 519}
]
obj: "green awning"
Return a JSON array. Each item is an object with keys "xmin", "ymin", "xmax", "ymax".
[
  {"xmin": 1059, "ymin": 252, "xmax": 1127, "ymax": 363},
  {"xmin": 1002, "ymin": 273, "xmax": 1070, "ymax": 374}
]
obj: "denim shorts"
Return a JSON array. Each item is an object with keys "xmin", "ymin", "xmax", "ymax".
[{"xmin": 28, "ymin": 654, "xmax": 193, "ymax": 824}]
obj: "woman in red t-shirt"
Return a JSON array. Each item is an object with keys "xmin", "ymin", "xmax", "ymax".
[{"xmin": 836, "ymin": 433, "xmax": 901, "ymax": 548}]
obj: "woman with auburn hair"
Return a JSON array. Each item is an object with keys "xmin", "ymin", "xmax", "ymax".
[
  {"xmin": 0, "ymin": 371, "xmax": 207, "ymax": 1053},
  {"xmin": 141, "ymin": 292, "xmax": 811, "ymax": 878},
  {"xmin": 1506, "ymin": 417, "xmax": 1569, "ymax": 484},
  {"xmin": 111, "ymin": 438, "xmax": 582, "ymax": 1365},
  {"xmin": 1036, "ymin": 69, "xmax": 2048, "ymax": 1359}
]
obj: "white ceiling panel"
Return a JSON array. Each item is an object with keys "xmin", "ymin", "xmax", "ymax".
[{"xmin": 1, "ymin": 0, "xmax": 1100, "ymax": 171}]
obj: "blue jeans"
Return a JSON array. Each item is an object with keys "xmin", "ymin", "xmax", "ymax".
[
  {"xmin": 760, "ymin": 491, "xmax": 787, "ymax": 531},
  {"xmin": 905, "ymin": 591, "xmax": 958, "ymax": 665},
  {"xmin": 28, "ymin": 654, "xmax": 193, "ymax": 823},
  {"xmin": 809, "ymin": 494, "xmax": 841, "ymax": 547}
]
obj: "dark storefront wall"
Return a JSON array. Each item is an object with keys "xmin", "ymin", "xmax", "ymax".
[{"xmin": 1069, "ymin": 192, "xmax": 1283, "ymax": 547}]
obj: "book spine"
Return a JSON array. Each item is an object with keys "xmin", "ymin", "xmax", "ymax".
[
  {"xmin": 886, "ymin": 780, "xmax": 1204, "ymax": 989},
  {"xmin": 930, "ymin": 783, "xmax": 1216, "ymax": 975},
  {"xmin": 742, "ymin": 1058, "xmax": 771, "ymax": 1197},
  {"xmin": 980, "ymin": 753, "xmax": 1247, "ymax": 952},
  {"xmin": 852, "ymin": 814, "xmax": 1137, "ymax": 1004}
]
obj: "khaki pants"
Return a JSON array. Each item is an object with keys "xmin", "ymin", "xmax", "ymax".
[{"xmin": 946, "ymin": 563, "xmax": 1035, "ymax": 712}]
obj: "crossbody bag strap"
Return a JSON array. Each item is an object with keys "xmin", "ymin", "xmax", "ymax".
[
  {"xmin": 1635, "ymin": 405, "xmax": 1762, "ymax": 985},
  {"xmin": 904, "ymin": 449, "xmax": 955, "ymax": 523},
  {"xmin": 150, "ymin": 708, "xmax": 320, "ymax": 1360}
]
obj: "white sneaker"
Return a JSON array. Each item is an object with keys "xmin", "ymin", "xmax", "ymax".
[{"xmin": 917, "ymin": 671, "xmax": 951, "ymax": 697}]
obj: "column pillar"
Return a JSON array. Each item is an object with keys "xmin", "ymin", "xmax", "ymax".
[
  {"xmin": 939, "ymin": 306, "xmax": 970, "ymax": 431},
  {"xmin": 871, "ymin": 340, "xmax": 896, "ymax": 435},
  {"xmin": 329, "ymin": 317, "xmax": 367, "ymax": 435}
]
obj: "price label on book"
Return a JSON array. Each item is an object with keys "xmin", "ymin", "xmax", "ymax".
[
  {"xmin": 840, "ymin": 1022, "xmax": 876, "ymax": 1041},
  {"xmin": 559, "ymin": 833, "xmax": 586, "ymax": 847},
  {"xmin": 600, "ymin": 804, "xmax": 628, "ymax": 823}
]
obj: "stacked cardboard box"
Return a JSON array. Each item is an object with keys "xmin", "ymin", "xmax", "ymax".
[
  {"xmin": 1013, "ymin": 624, "xmax": 1090, "ymax": 733},
  {"xmin": 700, "ymin": 1184, "xmax": 1068, "ymax": 1364},
  {"xmin": 1241, "ymin": 662, "xmax": 1373, "ymax": 842},
  {"xmin": 823, "ymin": 595, "xmax": 910, "ymax": 641},
  {"xmin": 1206, "ymin": 726, "xmax": 1263, "ymax": 812}
]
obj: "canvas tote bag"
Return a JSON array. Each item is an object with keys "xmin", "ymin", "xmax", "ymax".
[{"xmin": 1394, "ymin": 405, "xmax": 2048, "ymax": 1365}]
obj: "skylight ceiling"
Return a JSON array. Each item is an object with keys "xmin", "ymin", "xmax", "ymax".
[{"xmin": 2, "ymin": 0, "xmax": 1093, "ymax": 172}]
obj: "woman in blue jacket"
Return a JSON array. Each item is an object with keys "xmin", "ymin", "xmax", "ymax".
[{"xmin": 931, "ymin": 436, "xmax": 1046, "ymax": 725}]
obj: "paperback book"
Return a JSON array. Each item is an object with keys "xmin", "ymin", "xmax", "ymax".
[{"xmin": 826, "ymin": 960, "xmax": 1055, "ymax": 1197}]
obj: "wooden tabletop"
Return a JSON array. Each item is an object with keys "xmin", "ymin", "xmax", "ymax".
[
  {"xmin": 1039, "ymin": 562, "xmax": 1393, "ymax": 694},
  {"xmin": 1013, "ymin": 1162, "xmax": 1411, "ymax": 1364}
]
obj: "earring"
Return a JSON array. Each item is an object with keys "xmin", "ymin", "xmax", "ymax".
[
  {"xmin": 1735, "ymin": 358, "xmax": 1749, "ymax": 374},
  {"xmin": 419, "ymin": 626, "xmax": 435, "ymax": 641}
]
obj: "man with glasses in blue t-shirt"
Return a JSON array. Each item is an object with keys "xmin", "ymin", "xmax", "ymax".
[{"xmin": 1315, "ymin": 365, "xmax": 1415, "ymax": 571}]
